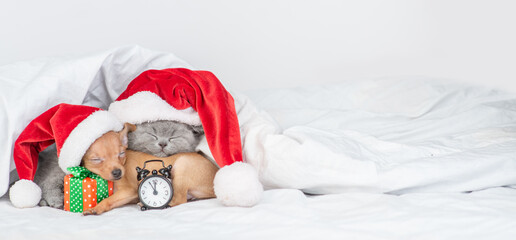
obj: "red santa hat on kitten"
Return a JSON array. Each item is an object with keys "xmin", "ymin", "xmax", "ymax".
[
  {"xmin": 10, "ymin": 104, "xmax": 123, "ymax": 208},
  {"xmin": 108, "ymin": 68, "xmax": 263, "ymax": 207}
]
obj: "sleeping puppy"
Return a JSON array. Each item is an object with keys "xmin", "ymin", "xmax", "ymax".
[
  {"xmin": 34, "ymin": 123, "xmax": 133, "ymax": 208},
  {"xmin": 83, "ymin": 149, "xmax": 218, "ymax": 215}
]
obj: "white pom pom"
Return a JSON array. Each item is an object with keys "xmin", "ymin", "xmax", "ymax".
[
  {"xmin": 9, "ymin": 179, "xmax": 41, "ymax": 208},
  {"xmin": 214, "ymin": 162, "xmax": 263, "ymax": 207}
]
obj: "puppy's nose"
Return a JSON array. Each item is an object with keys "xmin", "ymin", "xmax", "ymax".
[
  {"xmin": 159, "ymin": 142, "xmax": 167, "ymax": 148},
  {"xmin": 112, "ymin": 169, "xmax": 122, "ymax": 179}
]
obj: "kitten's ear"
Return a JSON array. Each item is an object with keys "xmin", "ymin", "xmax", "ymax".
[
  {"xmin": 119, "ymin": 123, "xmax": 136, "ymax": 147},
  {"xmin": 190, "ymin": 124, "xmax": 204, "ymax": 135}
]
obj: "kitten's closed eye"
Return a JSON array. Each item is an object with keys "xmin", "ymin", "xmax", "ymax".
[
  {"xmin": 168, "ymin": 136, "xmax": 180, "ymax": 142},
  {"xmin": 146, "ymin": 132, "xmax": 158, "ymax": 140}
]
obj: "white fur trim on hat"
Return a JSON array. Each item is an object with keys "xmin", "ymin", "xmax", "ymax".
[
  {"xmin": 58, "ymin": 110, "xmax": 123, "ymax": 173},
  {"xmin": 9, "ymin": 179, "xmax": 42, "ymax": 208},
  {"xmin": 108, "ymin": 91, "xmax": 201, "ymax": 125},
  {"xmin": 214, "ymin": 162, "xmax": 263, "ymax": 207}
]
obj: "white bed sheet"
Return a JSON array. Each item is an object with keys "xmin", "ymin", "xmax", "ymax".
[
  {"xmin": 1, "ymin": 187, "xmax": 516, "ymax": 239},
  {"xmin": 2, "ymin": 46, "xmax": 516, "ymax": 239}
]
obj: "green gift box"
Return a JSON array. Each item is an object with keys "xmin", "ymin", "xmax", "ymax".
[{"xmin": 63, "ymin": 166, "xmax": 113, "ymax": 213}]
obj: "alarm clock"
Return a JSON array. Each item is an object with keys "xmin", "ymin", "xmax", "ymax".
[{"xmin": 136, "ymin": 160, "xmax": 173, "ymax": 211}]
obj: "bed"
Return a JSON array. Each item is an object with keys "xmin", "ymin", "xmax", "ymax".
[{"xmin": 1, "ymin": 46, "xmax": 516, "ymax": 239}]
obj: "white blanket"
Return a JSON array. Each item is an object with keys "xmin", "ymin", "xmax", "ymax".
[
  {"xmin": 2, "ymin": 45, "xmax": 516, "ymax": 197},
  {"xmin": 2, "ymin": 46, "xmax": 516, "ymax": 239},
  {"xmin": 236, "ymin": 78, "xmax": 516, "ymax": 195}
]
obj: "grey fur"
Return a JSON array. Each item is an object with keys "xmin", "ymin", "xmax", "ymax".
[
  {"xmin": 128, "ymin": 120, "xmax": 204, "ymax": 157},
  {"xmin": 33, "ymin": 144, "xmax": 66, "ymax": 208}
]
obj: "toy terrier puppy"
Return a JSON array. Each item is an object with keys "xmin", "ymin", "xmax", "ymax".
[{"xmin": 83, "ymin": 125, "xmax": 218, "ymax": 215}]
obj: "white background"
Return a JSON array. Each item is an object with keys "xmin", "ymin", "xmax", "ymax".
[{"xmin": 1, "ymin": 0, "xmax": 515, "ymax": 92}]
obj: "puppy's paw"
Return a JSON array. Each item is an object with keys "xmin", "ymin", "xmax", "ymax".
[{"xmin": 82, "ymin": 208, "xmax": 98, "ymax": 216}]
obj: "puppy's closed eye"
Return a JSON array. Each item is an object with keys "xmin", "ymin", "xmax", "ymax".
[{"xmin": 89, "ymin": 158, "xmax": 104, "ymax": 164}]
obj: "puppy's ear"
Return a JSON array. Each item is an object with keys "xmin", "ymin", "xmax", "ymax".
[
  {"xmin": 119, "ymin": 123, "xmax": 135, "ymax": 148},
  {"xmin": 125, "ymin": 123, "xmax": 137, "ymax": 132}
]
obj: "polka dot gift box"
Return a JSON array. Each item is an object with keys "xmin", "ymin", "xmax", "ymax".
[{"xmin": 64, "ymin": 166, "xmax": 113, "ymax": 213}]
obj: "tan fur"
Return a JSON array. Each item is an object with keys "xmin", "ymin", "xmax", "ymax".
[
  {"xmin": 82, "ymin": 123, "xmax": 134, "ymax": 181},
  {"xmin": 83, "ymin": 147, "xmax": 218, "ymax": 215}
]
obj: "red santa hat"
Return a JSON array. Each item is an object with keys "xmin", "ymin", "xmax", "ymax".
[
  {"xmin": 9, "ymin": 104, "xmax": 123, "ymax": 208},
  {"xmin": 108, "ymin": 68, "xmax": 263, "ymax": 207}
]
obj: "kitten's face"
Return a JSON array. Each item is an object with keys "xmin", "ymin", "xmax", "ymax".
[{"xmin": 128, "ymin": 121, "xmax": 204, "ymax": 157}]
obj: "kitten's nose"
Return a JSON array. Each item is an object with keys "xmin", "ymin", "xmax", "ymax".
[{"xmin": 159, "ymin": 142, "xmax": 167, "ymax": 148}]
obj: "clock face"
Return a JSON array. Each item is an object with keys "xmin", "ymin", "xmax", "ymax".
[{"xmin": 138, "ymin": 175, "xmax": 173, "ymax": 209}]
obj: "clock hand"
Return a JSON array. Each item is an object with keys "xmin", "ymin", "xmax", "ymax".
[
  {"xmin": 153, "ymin": 181, "xmax": 158, "ymax": 195},
  {"xmin": 148, "ymin": 181, "xmax": 156, "ymax": 190},
  {"xmin": 149, "ymin": 181, "xmax": 158, "ymax": 195}
]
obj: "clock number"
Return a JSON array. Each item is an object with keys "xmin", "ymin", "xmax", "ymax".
[
  {"xmin": 165, "ymin": 190, "xmax": 168, "ymax": 195},
  {"xmin": 153, "ymin": 202, "xmax": 157, "ymax": 206},
  {"xmin": 142, "ymin": 190, "xmax": 145, "ymax": 195}
]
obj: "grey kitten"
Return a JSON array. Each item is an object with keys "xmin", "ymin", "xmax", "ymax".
[
  {"xmin": 128, "ymin": 120, "xmax": 204, "ymax": 157},
  {"xmin": 33, "ymin": 144, "xmax": 66, "ymax": 209}
]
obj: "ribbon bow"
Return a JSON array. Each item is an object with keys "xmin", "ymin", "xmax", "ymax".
[{"xmin": 67, "ymin": 166, "xmax": 104, "ymax": 180}]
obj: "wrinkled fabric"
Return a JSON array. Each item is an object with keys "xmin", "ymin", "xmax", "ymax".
[{"xmin": 237, "ymin": 78, "xmax": 516, "ymax": 194}]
